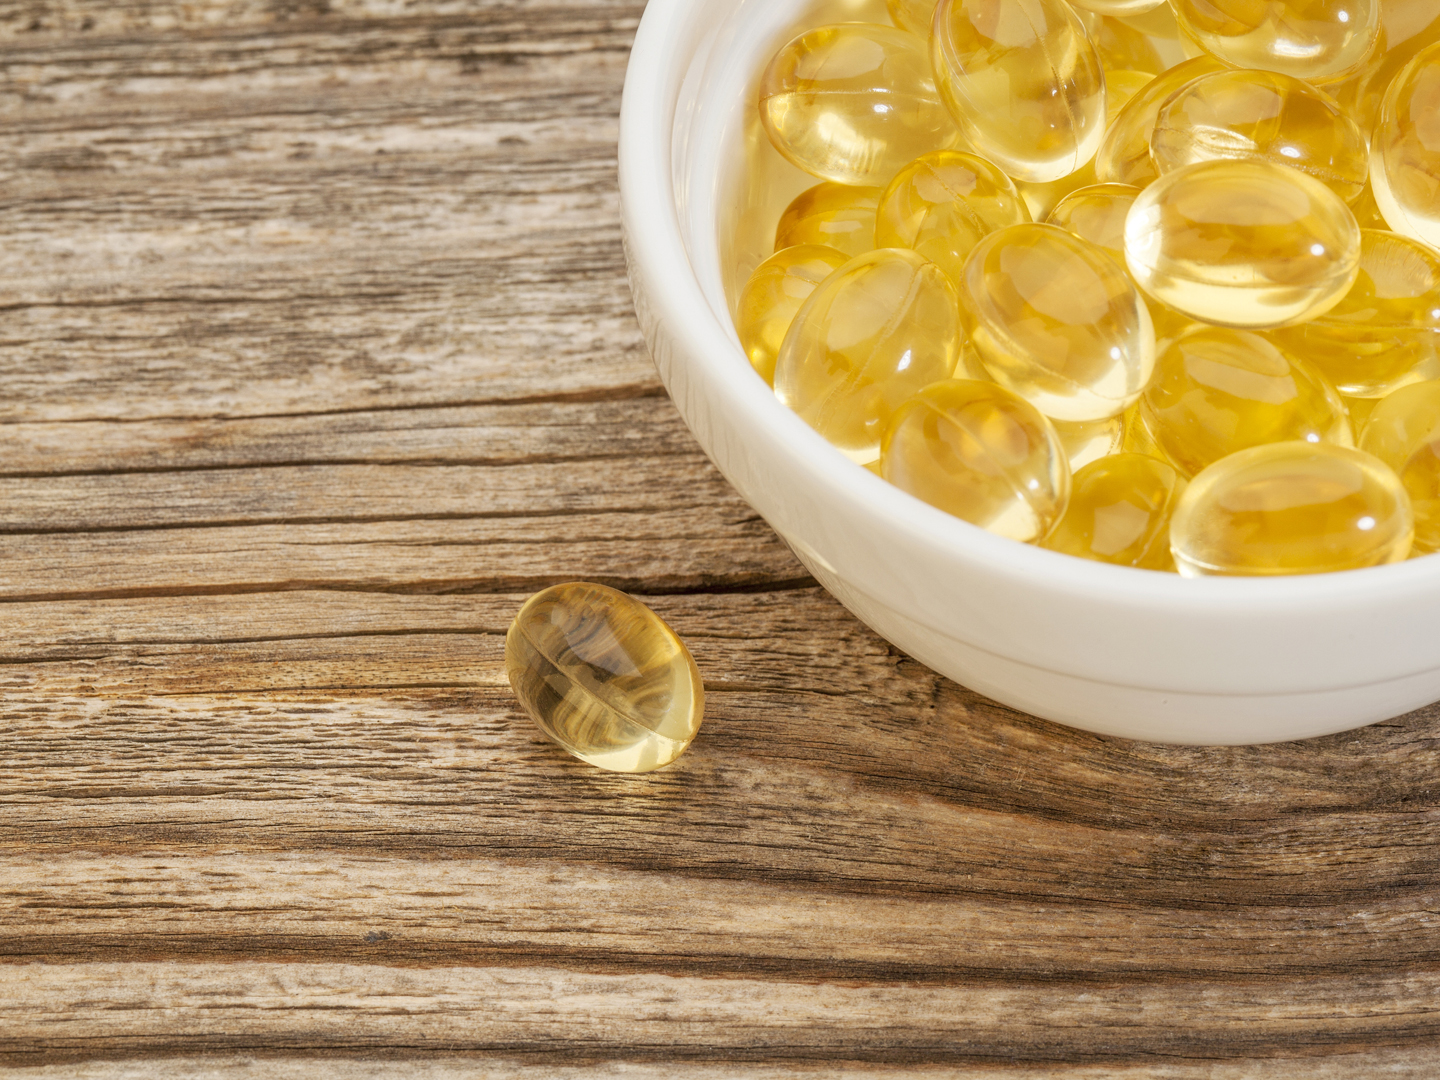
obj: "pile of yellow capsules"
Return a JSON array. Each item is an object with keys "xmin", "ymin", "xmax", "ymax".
[{"xmin": 736, "ymin": 0, "xmax": 1440, "ymax": 575}]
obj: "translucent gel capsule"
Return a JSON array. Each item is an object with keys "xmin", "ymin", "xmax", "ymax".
[
  {"xmin": 775, "ymin": 183, "xmax": 884, "ymax": 259},
  {"xmin": 1371, "ymin": 42, "xmax": 1440, "ymax": 249},
  {"xmin": 1095, "ymin": 56, "xmax": 1225, "ymax": 187},
  {"xmin": 506, "ymin": 583, "xmax": 705, "ymax": 773},
  {"xmin": 1078, "ymin": 12, "xmax": 1167, "ymax": 75},
  {"xmin": 1351, "ymin": 184, "xmax": 1390, "ymax": 229},
  {"xmin": 1172, "ymin": 0, "xmax": 1381, "ymax": 83},
  {"xmin": 1359, "ymin": 380, "xmax": 1440, "ymax": 551},
  {"xmin": 1270, "ymin": 229, "xmax": 1440, "ymax": 398},
  {"xmin": 737, "ymin": 245, "xmax": 850, "ymax": 385},
  {"xmin": 1141, "ymin": 326, "xmax": 1352, "ymax": 476},
  {"xmin": 875, "ymin": 150, "xmax": 1029, "ymax": 286},
  {"xmin": 1124, "ymin": 159, "xmax": 1363, "ymax": 328},
  {"xmin": 1170, "ymin": 442, "xmax": 1413, "ymax": 576},
  {"xmin": 1344, "ymin": 391, "xmax": 1382, "ymax": 433},
  {"xmin": 1334, "ymin": 0, "xmax": 1440, "ymax": 135},
  {"xmin": 1151, "ymin": 70, "xmax": 1369, "ymax": 204},
  {"xmin": 931, "ymin": 0, "xmax": 1107, "ymax": 183},
  {"xmin": 1016, "ymin": 162, "xmax": 1098, "ymax": 221},
  {"xmin": 1072, "ymin": 0, "xmax": 1169, "ymax": 29},
  {"xmin": 960, "ymin": 222, "xmax": 1156, "ymax": 421},
  {"xmin": 888, "ymin": 0, "xmax": 939, "ymax": 35},
  {"xmin": 1044, "ymin": 452, "xmax": 1187, "ymax": 568},
  {"xmin": 760, "ymin": 24, "xmax": 956, "ymax": 187},
  {"xmin": 880, "ymin": 378, "xmax": 1070, "ymax": 540},
  {"xmin": 1047, "ymin": 183, "xmax": 1142, "ymax": 260},
  {"xmin": 1116, "ymin": 2, "xmax": 1183, "ymax": 41},
  {"xmin": 776, "ymin": 248, "xmax": 962, "ymax": 461},
  {"xmin": 1053, "ymin": 413, "xmax": 1126, "ymax": 469}
]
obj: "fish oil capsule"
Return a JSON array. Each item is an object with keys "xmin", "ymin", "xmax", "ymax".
[
  {"xmin": 1141, "ymin": 326, "xmax": 1351, "ymax": 476},
  {"xmin": 760, "ymin": 24, "xmax": 956, "ymax": 187},
  {"xmin": 1095, "ymin": 56, "xmax": 1225, "ymax": 187},
  {"xmin": 1116, "ymin": 2, "xmax": 1183, "ymax": 41},
  {"xmin": 776, "ymin": 248, "xmax": 962, "ymax": 462},
  {"xmin": 960, "ymin": 222, "xmax": 1156, "ymax": 421},
  {"xmin": 1371, "ymin": 42, "xmax": 1440, "ymax": 249},
  {"xmin": 1359, "ymin": 381, "xmax": 1440, "ymax": 552},
  {"xmin": 874, "ymin": 150, "xmax": 1029, "ymax": 287},
  {"xmin": 1078, "ymin": 12, "xmax": 1166, "ymax": 74},
  {"xmin": 1047, "ymin": 183, "xmax": 1141, "ymax": 260},
  {"xmin": 1016, "ymin": 162, "xmax": 1099, "ymax": 222},
  {"xmin": 1334, "ymin": 0, "xmax": 1440, "ymax": 135},
  {"xmin": 1044, "ymin": 453, "xmax": 1186, "ymax": 568},
  {"xmin": 506, "ymin": 583, "xmax": 704, "ymax": 773},
  {"xmin": 880, "ymin": 379, "xmax": 1070, "ymax": 541},
  {"xmin": 1125, "ymin": 159, "xmax": 1363, "ymax": 329},
  {"xmin": 775, "ymin": 183, "xmax": 883, "ymax": 259},
  {"xmin": 1151, "ymin": 70, "xmax": 1369, "ymax": 204},
  {"xmin": 1270, "ymin": 229, "xmax": 1440, "ymax": 398},
  {"xmin": 1053, "ymin": 414, "xmax": 1126, "ymax": 469},
  {"xmin": 1169, "ymin": 442, "xmax": 1413, "ymax": 576},
  {"xmin": 930, "ymin": 0, "xmax": 1107, "ymax": 183},
  {"xmin": 737, "ymin": 245, "xmax": 849, "ymax": 385},
  {"xmin": 1172, "ymin": 0, "xmax": 1380, "ymax": 84},
  {"xmin": 888, "ymin": 0, "xmax": 938, "ymax": 35}
]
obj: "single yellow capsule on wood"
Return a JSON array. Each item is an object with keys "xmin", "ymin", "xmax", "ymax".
[
  {"xmin": 1371, "ymin": 41, "xmax": 1440, "ymax": 250},
  {"xmin": 774, "ymin": 183, "xmax": 883, "ymax": 259},
  {"xmin": 888, "ymin": 0, "xmax": 938, "ymax": 35},
  {"xmin": 875, "ymin": 150, "xmax": 1029, "ymax": 287},
  {"xmin": 1359, "ymin": 380, "xmax": 1440, "ymax": 552},
  {"xmin": 931, "ymin": 0, "xmax": 1107, "ymax": 183},
  {"xmin": 506, "ymin": 583, "xmax": 705, "ymax": 773},
  {"xmin": 1151, "ymin": 70, "xmax": 1369, "ymax": 205},
  {"xmin": 1047, "ymin": 183, "xmax": 1141, "ymax": 260},
  {"xmin": 760, "ymin": 24, "xmax": 956, "ymax": 187},
  {"xmin": 737, "ymin": 245, "xmax": 849, "ymax": 386},
  {"xmin": 1124, "ymin": 159, "xmax": 1363, "ymax": 329},
  {"xmin": 1044, "ymin": 452, "xmax": 1187, "ymax": 569},
  {"xmin": 776, "ymin": 248, "xmax": 962, "ymax": 462},
  {"xmin": 1269, "ymin": 229, "xmax": 1440, "ymax": 398},
  {"xmin": 1140, "ymin": 326, "xmax": 1352, "ymax": 477},
  {"xmin": 1094, "ymin": 56, "xmax": 1225, "ymax": 188},
  {"xmin": 881, "ymin": 379, "xmax": 1071, "ymax": 541},
  {"xmin": 1172, "ymin": 0, "xmax": 1380, "ymax": 84},
  {"xmin": 1170, "ymin": 442, "xmax": 1413, "ymax": 576},
  {"xmin": 960, "ymin": 222, "xmax": 1156, "ymax": 421}
]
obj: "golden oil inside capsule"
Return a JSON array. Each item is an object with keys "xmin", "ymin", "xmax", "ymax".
[
  {"xmin": 880, "ymin": 378, "xmax": 1070, "ymax": 541},
  {"xmin": 775, "ymin": 248, "xmax": 962, "ymax": 462},
  {"xmin": 930, "ymin": 0, "xmax": 1107, "ymax": 183},
  {"xmin": 1116, "ymin": 2, "xmax": 1183, "ymax": 40},
  {"xmin": 1142, "ymin": 326, "xmax": 1351, "ymax": 477},
  {"xmin": 888, "ymin": 0, "xmax": 938, "ymax": 35},
  {"xmin": 1344, "ymin": 392, "xmax": 1382, "ymax": 434},
  {"xmin": 1094, "ymin": 56, "xmax": 1225, "ymax": 187},
  {"xmin": 1044, "ymin": 452, "xmax": 1186, "ymax": 568},
  {"xmin": 1172, "ymin": 0, "xmax": 1380, "ymax": 83},
  {"xmin": 1371, "ymin": 42, "xmax": 1440, "ymax": 250},
  {"xmin": 875, "ymin": 150, "xmax": 1029, "ymax": 287},
  {"xmin": 737, "ymin": 245, "xmax": 849, "ymax": 386},
  {"xmin": 960, "ymin": 222, "xmax": 1156, "ymax": 422},
  {"xmin": 760, "ymin": 23, "xmax": 956, "ymax": 187},
  {"xmin": 1077, "ymin": 11, "xmax": 1167, "ymax": 74},
  {"xmin": 1169, "ymin": 442, "xmax": 1413, "ymax": 576},
  {"xmin": 1334, "ymin": 0, "xmax": 1440, "ymax": 135},
  {"xmin": 1124, "ymin": 159, "xmax": 1363, "ymax": 329},
  {"xmin": 774, "ymin": 183, "xmax": 883, "ymax": 259},
  {"xmin": 1069, "ymin": 0, "xmax": 1169, "ymax": 20},
  {"xmin": 1047, "ymin": 183, "xmax": 1141, "ymax": 260},
  {"xmin": 1270, "ymin": 229, "xmax": 1440, "ymax": 398},
  {"xmin": 505, "ymin": 583, "xmax": 705, "ymax": 773},
  {"xmin": 1053, "ymin": 413, "xmax": 1126, "ymax": 469},
  {"xmin": 1359, "ymin": 380, "xmax": 1440, "ymax": 552},
  {"xmin": 1151, "ymin": 70, "xmax": 1369, "ymax": 205}
]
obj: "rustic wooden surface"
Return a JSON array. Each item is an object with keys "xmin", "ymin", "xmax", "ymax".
[{"xmin": 2, "ymin": 1, "xmax": 1440, "ymax": 1074}]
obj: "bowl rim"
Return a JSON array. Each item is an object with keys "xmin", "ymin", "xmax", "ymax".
[{"xmin": 618, "ymin": 0, "xmax": 1440, "ymax": 617}]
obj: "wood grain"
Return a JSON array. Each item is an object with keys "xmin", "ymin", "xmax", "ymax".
[{"xmin": 2, "ymin": 0, "xmax": 1440, "ymax": 1075}]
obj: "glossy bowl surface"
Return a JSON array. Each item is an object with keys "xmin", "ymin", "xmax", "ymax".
[{"xmin": 618, "ymin": 0, "xmax": 1440, "ymax": 744}]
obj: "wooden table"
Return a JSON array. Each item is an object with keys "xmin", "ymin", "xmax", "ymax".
[{"xmin": 3, "ymin": 2, "xmax": 1439, "ymax": 1075}]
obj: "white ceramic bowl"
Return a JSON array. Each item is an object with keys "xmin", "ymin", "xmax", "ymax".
[{"xmin": 618, "ymin": 0, "xmax": 1440, "ymax": 744}]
